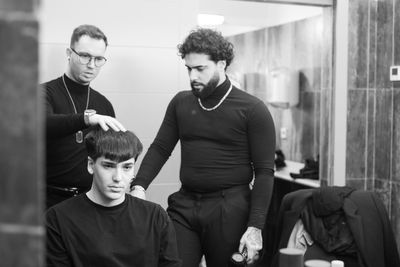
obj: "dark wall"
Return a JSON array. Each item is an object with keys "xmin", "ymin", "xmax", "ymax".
[
  {"xmin": 347, "ymin": 0, "xmax": 400, "ymax": 249},
  {"xmin": 0, "ymin": 0, "xmax": 44, "ymax": 266}
]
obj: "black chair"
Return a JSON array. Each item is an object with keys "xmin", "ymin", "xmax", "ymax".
[{"xmin": 269, "ymin": 186, "xmax": 400, "ymax": 267}]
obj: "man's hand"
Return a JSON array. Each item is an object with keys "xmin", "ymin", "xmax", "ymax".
[
  {"xmin": 88, "ymin": 114, "xmax": 126, "ymax": 132},
  {"xmin": 239, "ymin": 226, "xmax": 262, "ymax": 264},
  {"xmin": 130, "ymin": 185, "xmax": 146, "ymax": 200}
]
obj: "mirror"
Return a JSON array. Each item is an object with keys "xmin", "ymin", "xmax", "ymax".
[
  {"xmin": 199, "ymin": 0, "xmax": 332, "ymax": 168},
  {"xmin": 38, "ymin": 0, "xmax": 333, "ymax": 206}
]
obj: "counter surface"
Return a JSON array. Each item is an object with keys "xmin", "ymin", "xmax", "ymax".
[{"xmin": 274, "ymin": 160, "xmax": 320, "ymax": 188}]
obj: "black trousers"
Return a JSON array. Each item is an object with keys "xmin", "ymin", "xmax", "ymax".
[
  {"xmin": 167, "ymin": 185, "xmax": 250, "ymax": 267},
  {"xmin": 46, "ymin": 186, "xmax": 89, "ymax": 209}
]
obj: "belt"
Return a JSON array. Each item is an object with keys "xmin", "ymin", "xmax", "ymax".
[
  {"xmin": 47, "ymin": 185, "xmax": 88, "ymax": 197},
  {"xmin": 180, "ymin": 184, "xmax": 250, "ymax": 199}
]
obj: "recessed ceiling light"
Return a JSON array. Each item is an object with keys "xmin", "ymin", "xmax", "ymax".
[{"xmin": 197, "ymin": 14, "xmax": 225, "ymax": 26}]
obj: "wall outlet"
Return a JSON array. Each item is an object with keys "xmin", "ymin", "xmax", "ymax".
[
  {"xmin": 390, "ymin": 66, "xmax": 400, "ymax": 81},
  {"xmin": 280, "ymin": 127, "xmax": 287, "ymax": 140}
]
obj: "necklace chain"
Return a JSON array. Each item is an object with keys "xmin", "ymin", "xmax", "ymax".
[
  {"xmin": 62, "ymin": 75, "xmax": 91, "ymax": 143},
  {"xmin": 62, "ymin": 75, "xmax": 90, "ymax": 113},
  {"xmin": 198, "ymin": 84, "xmax": 232, "ymax": 111}
]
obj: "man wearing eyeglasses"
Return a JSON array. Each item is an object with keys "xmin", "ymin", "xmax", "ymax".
[{"xmin": 42, "ymin": 24, "xmax": 126, "ymax": 209}]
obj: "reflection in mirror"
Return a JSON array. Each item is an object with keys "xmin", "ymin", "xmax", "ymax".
[
  {"xmin": 38, "ymin": 0, "xmax": 333, "ymax": 207},
  {"xmin": 199, "ymin": 0, "xmax": 332, "ymax": 167}
]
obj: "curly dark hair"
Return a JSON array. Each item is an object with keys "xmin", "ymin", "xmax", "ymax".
[{"xmin": 177, "ymin": 28, "xmax": 234, "ymax": 68}]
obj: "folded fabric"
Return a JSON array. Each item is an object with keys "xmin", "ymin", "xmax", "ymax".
[
  {"xmin": 312, "ymin": 186, "xmax": 355, "ymax": 217},
  {"xmin": 287, "ymin": 219, "xmax": 314, "ymax": 251},
  {"xmin": 300, "ymin": 200, "xmax": 358, "ymax": 256},
  {"xmin": 290, "ymin": 157, "xmax": 319, "ymax": 180}
]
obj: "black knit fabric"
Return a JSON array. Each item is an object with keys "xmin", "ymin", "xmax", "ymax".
[
  {"xmin": 133, "ymin": 78, "xmax": 276, "ymax": 228},
  {"xmin": 43, "ymin": 75, "xmax": 115, "ymax": 190},
  {"xmin": 46, "ymin": 194, "xmax": 181, "ymax": 267}
]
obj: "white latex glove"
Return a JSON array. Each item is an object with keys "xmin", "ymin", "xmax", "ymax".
[
  {"xmin": 88, "ymin": 114, "xmax": 126, "ymax": 132},
  {"xmin": 239, "ymin": 226, "xmax": 262, "ymax": 264},
  {"xmin": 130, "ymin": 185, "xmax": 146, "ymax": 200}
]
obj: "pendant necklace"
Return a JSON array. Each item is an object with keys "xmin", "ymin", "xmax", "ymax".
[
  {"xmin": 198, "ymin": 84, "xmax": 232, "ymax": 111},
  {"xmin": 62, "ymin": 75, "xmax": 90, "ymax": 143}
]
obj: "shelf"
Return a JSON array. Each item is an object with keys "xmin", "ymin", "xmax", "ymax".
[{"xmin": 274, "ymin": 160, "xmax": 320, "ymax": 188}]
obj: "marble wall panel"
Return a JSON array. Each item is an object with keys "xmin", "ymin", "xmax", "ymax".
[
  {"xmin": 394, "ymin": 0, "xmax": 400, "ymax": 89},
  {"xmin": 353, "ymin": 0, "xmax": 400, "ymax": 251},
  {"xmin": 374, "ymin": 179, "xmax": 392, "ymax": 214},
  {"xmin": 368, "ymin": 0, "xmax": 377, "ymax": 89},
  {"xmin": 346, "ymin": 178, "xmax": 366, "ymax": 190},
  {"xmin": 268, "ymin": 23, "xmax": 297, "ymax": 71},
  {"xmin": 319, "ymin": 7, "xmax": 333, "ymax": 186},
  {"xmin": 348, "ymin": 0, "xmax": 369, "ymax": 89},
  {"xmin": 299, "ymin": 91, "xmax": 318, "ymax": 160},
  {"xmin": 375, "ymin": 0, "xmax": 394, "ymax": 89},
  {"xmin": 391, "ymin": 182, "xmax": 400, "ymax": 249},
  {"xmin": 243, "ymin": 28, "xmax": 268, "ymax": 73},
  {"xmin": 299, "ymin": 68, "xmax": 315, "ymax": 93},
  {"xmin": 321, "ymin": 7, "xmax": 333, "ymax": 91},
  {"xmin": 365, "ymin": 178, "xmax": 374, "ymax": 191},
  {"xmin": 228, "ymin": 33, "xmax": 246, "ymax": 86},
  {"xmin": 289, "ymin": 105, "xmax": 304, "ymax": 161},
  {"xmin": 346, "ymin": 90, "xmax": 367, "ymax": 180},
  {"xmin": 0, "ymin": 0, "xmax": 36, "ymax": 11},
  {"xmin": 392, "ymin": 90, "xmax": 400, "ymax": 182},
  {"xmin": 366, "ymin": 89, "xmax": 376, "ymax": 185},
  {"xmin": 394, "ymin": 0, "xmax": 400, "ymax": 68},
  {"xmin": 243, "ymin": 72, "xmax": 267, "ymax": 103},
  {"xmin": 319, "ymin": 89, "xmax": 331, "ymax": 185},
  {"xmin": 294, "ymin": 16, "xmax": 322, "ymax": 92},
  {"xmin": 0, "ymin": 18, "xmax": 43, "ymax": 224},
  {"xmin": 227, "ymin": 15, "xmax": 324, "ymax": 164},
  {"xmin": 0, "ymin": 232, "xmax": 43, "ymax": 267},
  {"xmin": 228, "ymin": 28, "xmax": 268, "ymax": 89},
  {"xmin": 374, "ymin": 89, "xmax": 393, "ymax": 180},
  {"xmin": 0, "ymin": 0, "xmax": 44, "ymax": 265},
  {"xmin": 314, "ymin": 91, "xmax": 320, "ymax": 157}
]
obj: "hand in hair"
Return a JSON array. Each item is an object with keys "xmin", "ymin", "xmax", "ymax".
[{"xmin": 88, "ymin": 114, "xmax": 126, "ymax": 132}]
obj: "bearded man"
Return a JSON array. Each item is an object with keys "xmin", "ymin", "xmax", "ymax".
[{"xmin": 131, "ymin": 28, "xmax": 276, "ymax": 267}]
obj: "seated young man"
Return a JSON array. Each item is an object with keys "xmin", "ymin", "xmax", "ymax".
[{"xmin": 46, "ymin": 127, "xmax": 181, "ymax": 267}]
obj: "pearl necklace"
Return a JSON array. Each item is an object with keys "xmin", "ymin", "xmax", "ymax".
[
  {"xmin": 62, "ymin": 75, "xmax": 91, "ymax": 143},
  {"xmin": 198, "ymin": 84, "xmax": 232, "ymax": 111}
]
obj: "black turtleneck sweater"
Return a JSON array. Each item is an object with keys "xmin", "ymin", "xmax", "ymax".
[
  {"xmin": 133, "ymin": 78, "xmax": 276, "ymax": 229},
  {"xmin": 43, "ymin": 75, "xmax": 115, "ymax": 188},
  {"xmin": 46, "ymin": 194, "xmax": 181, "ymax": 267}
]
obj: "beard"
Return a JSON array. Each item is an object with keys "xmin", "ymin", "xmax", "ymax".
[{"xmin": 191, "ymin": 71, "xmax": 220, "ymax": 100}]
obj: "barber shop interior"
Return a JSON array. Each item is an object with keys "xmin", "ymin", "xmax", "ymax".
[{"xmin": 2, "ymin": 0, "xmax": 400, "ymax": 266}]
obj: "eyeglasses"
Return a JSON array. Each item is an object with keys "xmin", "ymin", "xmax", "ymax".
[{"xmin": 70, "ymin": 48, "xmax": 107, "ymax": 67}]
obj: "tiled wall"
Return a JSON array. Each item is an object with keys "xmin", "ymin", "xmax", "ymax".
[
  {"xmin": 226, "ymin": 15, "xmax": 325, "ymax": 164},
  {"xmin": 227, "ymin": 0, "xmax": 400, "ymax": 249},
  {"xmin": 0, "ymin": 0, "xmax": 44, "ymax": 266},
  {"xmin": 347, "ymin": 0, "xmax": 400, "ymax": 247},
  {"xmin": 39, "ymin": 0, "xmax": 199, "ymax": 209}
]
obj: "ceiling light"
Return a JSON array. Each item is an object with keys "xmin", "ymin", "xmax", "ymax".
[{"xmin": 197, "ymin": 14, "xmax": 225, "ymax": 26}]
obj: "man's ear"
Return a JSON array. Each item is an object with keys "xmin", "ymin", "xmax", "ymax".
[
  {"xmin": 66, "ymin": 48, "xmax": 72, "ymax": 60},
  {"xmin": 87, "ymin": 156, "xmax": 94, "ymax": 175},
  {"xmin": 217, "ymin": 60, "xmax": 227, "ymax": 71}
]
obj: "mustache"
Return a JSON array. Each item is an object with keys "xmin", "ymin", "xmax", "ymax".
[{"xmin": 191, "ymin": 81, "xmax": 203, "ymax": 87}]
